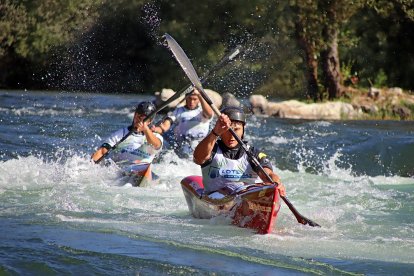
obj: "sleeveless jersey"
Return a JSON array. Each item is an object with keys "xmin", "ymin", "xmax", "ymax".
[
  {"xmin": 104, "ymin": 127, "xmax": 163, "ymax": 166},
  {"xmin": 201, "ymin": 145, "xmax": 262, "ymax": 194},
  {"xmin": 167, "ymin": 105, "xmax": 212, "ymax": 141}
]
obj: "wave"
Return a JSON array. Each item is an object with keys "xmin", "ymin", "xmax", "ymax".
[{"xmin": 1, "ymin": 153, "xmax": 413, "ymax": 264}]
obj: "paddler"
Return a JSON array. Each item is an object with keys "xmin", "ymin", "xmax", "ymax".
[
  {"xmin": 151, "ymin": 88, "xmax": 213, "ymax": 158},
  {"xmin": 193, "ymin": 106, "xmax": 286, "ymax": 197},
  {"xmin": 91, "ymin": 101, "xmax": 163, "ymax": 185}
]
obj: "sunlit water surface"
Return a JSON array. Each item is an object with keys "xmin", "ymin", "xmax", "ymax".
[{"xmin": 1, "ymin": 90, "xmax": 413, "ymax": 275}]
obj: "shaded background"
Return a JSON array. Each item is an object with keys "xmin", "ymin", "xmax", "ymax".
[{"xmin": 1, "ymin": 0, "xmax": 413, "ymax": 99}]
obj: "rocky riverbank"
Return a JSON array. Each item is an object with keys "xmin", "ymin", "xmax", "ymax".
[{"xmin": 155, "ymin": 87, "xmax": 414, "ymax": 121}]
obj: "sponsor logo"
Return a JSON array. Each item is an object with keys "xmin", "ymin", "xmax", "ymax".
[
  {"xmin": 258, "ymin": 189, "xmax": 266, "ymax": 197},
  {"xmin": 220, "ymin": 169, "xmax": 253, "ymax": 179},
  {"xmin": 208, "ymin": 166, "xmax": 255, "ymax": 180},
  {"xmin": 247, "ymin": 202, "xmax": 272, "ymax": 213}
]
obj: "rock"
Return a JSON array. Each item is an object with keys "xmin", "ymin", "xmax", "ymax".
[
  {"xmin": 264, "ymin": 100, "xmax": 356, "ymax": 120},
  {"xmin": 368, "ymin": 87, "xmax": 381, "ymax": 99},
  {"xmin": 340, "ymin": 103, "xmax": 358, "ymax": 119},
  {"xmin": 248, "ymin": 87, "xmax": 413, "ymax": 120},
  {"xmin": 204, "ymin": 89, "xmax": 223, "ymax": 108},
  {"xmin": 221, "ymin": 92, "xmax": 240, "ymax": 107},
  {"xmin": 392, "ymin": 105, "xmax": 411, "ymax": 120},
  {"xmin": 360, "ymin": 104, "xmax": 379, "ymax": 114},
  {"xmin": 153, "ymin": 88, "xmax": 183, "ymax": 110},
  {"xmin": 388, "ymin": 87, "xmax": 403, "ymax": 96},
  {"xmin": 249, "ymin": 94, "xmax": 268, "ymax": 114},
  {"xmin": 265, "ymin": 100, "xmax": 304, "ymax": 117}
]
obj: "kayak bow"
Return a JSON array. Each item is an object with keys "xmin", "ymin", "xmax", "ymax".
[{"xmin": 181, "ymin": 175, "xmax": 281, "ymax": 234}]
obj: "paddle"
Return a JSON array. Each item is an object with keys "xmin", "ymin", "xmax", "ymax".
[
  {"xmin": 163, "ymin": 33, "xmax": 320, "ymax": 227},
  {"xmin": 95, "ymin": 44, "xmax": 243, "ymax": 164}
]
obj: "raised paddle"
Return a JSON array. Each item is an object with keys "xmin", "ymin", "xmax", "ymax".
[
  {"xmin": 95, "ymin": 44, "xmax": 243, "ymax": 164},
  {"xmin": 163, "ymin": 33, "xmax": 320, "ymax": 227}
]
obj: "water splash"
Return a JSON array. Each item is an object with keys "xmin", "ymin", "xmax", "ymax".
[{"xmin": 141, "ymin": 2, "xmax": 162, "ymax": 44}]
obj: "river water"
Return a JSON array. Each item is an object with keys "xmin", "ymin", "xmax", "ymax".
[{"xmin": 1, "ymin": 90, "xmax": 413, "ymax": 275}]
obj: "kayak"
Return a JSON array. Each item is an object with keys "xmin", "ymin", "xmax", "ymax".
[
  {"xmin": 181, "ymin": 175, "xmax": 281, "ymax": 234},
  {"xmin": 121, "ymin": 163, "xmax": 158, "ymax": 187}
]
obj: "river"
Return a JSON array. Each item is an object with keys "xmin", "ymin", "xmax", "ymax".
[{"xmin": 1, "ymin": 90, "xmax": 413, "ymax": 275}]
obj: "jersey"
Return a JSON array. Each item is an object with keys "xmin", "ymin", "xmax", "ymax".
[
  {"xmin": 200, "ymin": 140, "xmax": 273, "ymax": 194},
  {"xmin": 103, "ymin": 126, "xmax": 163, "ymax": 167},
  {"xmin": 166, "ymin": 105, "xmax": 212, "ymax": 141}
]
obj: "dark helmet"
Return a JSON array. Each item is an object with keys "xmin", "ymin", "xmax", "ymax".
[
  {"xmin": 135, "ymin": 101, "xmax": 156, "ymax": 116},
  {"xmin": 221, "ymin": 106, "xmax": 246, "ymax": 125}
]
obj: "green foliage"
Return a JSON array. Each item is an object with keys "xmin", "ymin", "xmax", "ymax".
[
  {"xmin": 341, "ymin": 59, "xmax": 355, "ymax": 81},
  {"xmin": 0, "ymin": 1, "xmax": 30, "ymax": 57},
  {"xmin": 373, "ymin": 69, "xmax": 388, "ymax": 87},
  {"xmin": 343, "ymin": 3, "xmax": 414, "ymax": 89},
  {"xmin": 0, "ymin": 0, "xmax": 413, "ymax": 96}
]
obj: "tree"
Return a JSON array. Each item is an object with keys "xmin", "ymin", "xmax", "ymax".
[
  {"xmin": 290, "ymin": 0, "xmax": 365, "ymax": 100},
  {"xmin": 0, "ymin": 0, "xmax": 101, "ymax": 88},
  {"xmin": 320, "ymin": 0, "xmax": 366, "ymax": 99},
  {"xmin": 292, "ymin": 0, "xmax": 322, "ymax": 101}
]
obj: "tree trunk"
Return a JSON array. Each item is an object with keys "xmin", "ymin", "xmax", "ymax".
[
  {"xmin": 321, "ymin": 25, "xmax": 343, "ymax": 100},
  {"xmin": 295, "ymin": 20, "xmax": 320, "ymax": 102}
]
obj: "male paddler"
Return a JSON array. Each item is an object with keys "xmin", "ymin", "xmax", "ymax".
[
  {"xmin": 193, "ymin": 106, "xmax": 286, "ymax": 197},
  {"xmin": 91, "ymin": 101, "xmax": 163, "ymax": 186},
  {"xmin": 152, "ymin": 89, "xmax": 213, "ymax": 158}
]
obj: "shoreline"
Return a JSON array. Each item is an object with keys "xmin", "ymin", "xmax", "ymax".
[{"xmin": 250, "ymin": 87, "xmax": 414, "ymax": 121}]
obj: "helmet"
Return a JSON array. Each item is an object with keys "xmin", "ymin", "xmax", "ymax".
[
  {"xmin": 135, "ymin": 101, "xmax": 156, "ymax": 116},
  {"xmin": 221, "ymin": 106, "xmax": 246, "ymax": 125}
]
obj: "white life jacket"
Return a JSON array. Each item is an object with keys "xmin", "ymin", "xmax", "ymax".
[
  {"xmin": 201, "ymin": 145, "xmax": 262, "ymax": 194},
  {"xmin": 106, "ymin": 127, "xmax": 163, "ymax": 166},
  {"xmin": 168, "ymin": 106, "xmax": 211, "ymax": 141}
]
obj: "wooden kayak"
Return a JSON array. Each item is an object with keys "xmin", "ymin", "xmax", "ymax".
[{"xmin": 181, "ymin": 175, "xmax": 281, "ymax": 234}]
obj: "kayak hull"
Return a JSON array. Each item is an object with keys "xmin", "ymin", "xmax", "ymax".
[
  {"xmin": 121, "ymin": 163, "xmax": 157, "ymax": 187},
  {"xmin": 181, "ymin": 175, "xmax": 281, "ymax": 234}
]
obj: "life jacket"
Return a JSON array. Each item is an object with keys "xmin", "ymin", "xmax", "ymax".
[
  {"xmin": 106, "ymin": 127, "xmax": 163, "ymax": 166},
  {"xmin": 201, "ymin": 144, "xmax": 262, "ymax": 194},
  {"xmin": 168, "ymin": 106, "xmax": 211, "ymax": 141}
]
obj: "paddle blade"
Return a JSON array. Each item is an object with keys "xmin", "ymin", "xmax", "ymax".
[
  {"xmin": 163, "ymin": 33, "xmax": 203, "ymax": 89},
  {"xmin": 281, "ymin": 196, "xmax": 321, "ymax": 227}
]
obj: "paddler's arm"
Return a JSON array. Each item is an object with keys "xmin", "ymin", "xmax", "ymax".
[
  {"xmin": 193, "ymin": 131, "xmax": 218, "ymax": 165},
  {"xmin": 91, "ymin": 147, "xmax": 107, "ymax": 162},
  {"xmin": 139, "ymin": 121, "xmax": 162, "ymax": 150},
  {"xmin": 91, "ymin": 146, "xmax": 109, "ymax": 163},
  {"xmin": 193, "ymin": 113, "xmax": 230, "ymax": 165},
  {"xmin": 193, "ymin": 89, "xmax": 213, "ymax": 119},
  {"xmin": 258, "ymin": 167, "xmax": 286, "ymax": 197},
  {"xmin": 151, "ymin": 118, "xmax": 172, "ymax": 135}
]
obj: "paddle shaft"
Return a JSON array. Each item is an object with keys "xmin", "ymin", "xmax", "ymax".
[
  {"xmin": 95, "ymin": 45, "xmax": 242, "ymax": 164},
  {"xmin": 198, "ymin": 84, "xmax": 320, "ymax": 227},
  {"xmin": 164, "ymin": 33, "xmax": 320, "ymax": 227},
  {"xmin": 154, "ymin": 46, "xmax": 241, "ymax": 124}
]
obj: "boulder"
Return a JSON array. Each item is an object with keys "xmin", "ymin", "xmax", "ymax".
[
  {"xmin": 264, "ymin": 100, "xmax": 356, "ymax": 120},
  {"xmin": 221, "ymin": 92, "xmax": 240, "ymax": 107},
  {"xmin": 249, "ymin": 94, "xmax": 268, "ymax": 114},
  {"xmin": 388, "ymin": 87, "xmax": 403, "ymax": 96},
  {"xmin": 154, "ymin": 88, "xmax": 184, "ymax": 110},
  {"xmin": 205, "ymin": 89, "xmax": 223, "ymax": 109},
  {"xmin": 392, "ymin": 105, "xmax": 411, "ymax": 120},
  {"xmin": 368, "ymin": 87, "xmax": 381, "ymax": 99}
]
